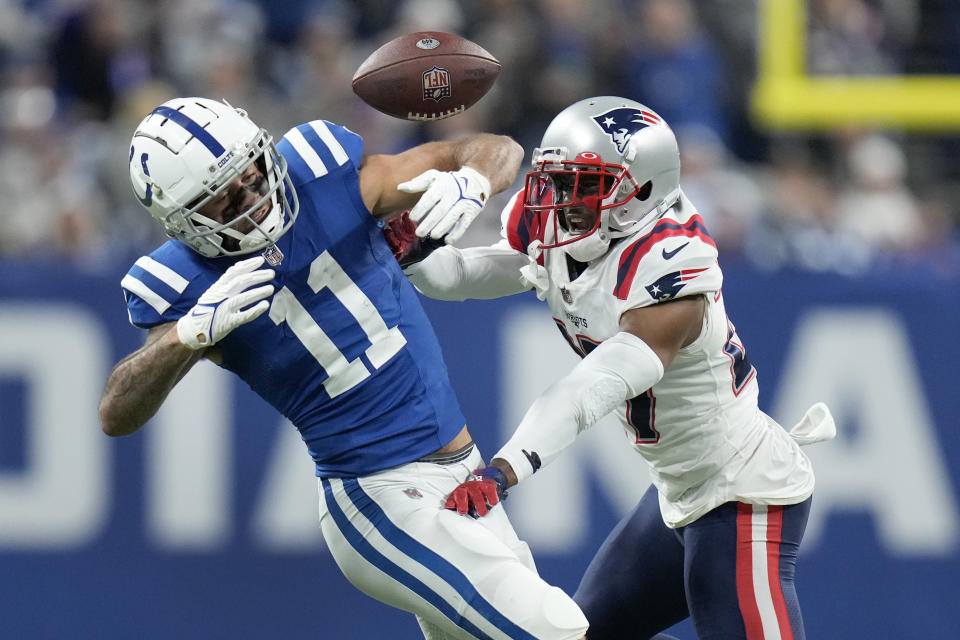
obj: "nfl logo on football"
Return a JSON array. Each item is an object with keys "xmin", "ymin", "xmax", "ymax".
[{"xmin": 422, "ymin": 66, "xmax": 451, "ymax": 101}]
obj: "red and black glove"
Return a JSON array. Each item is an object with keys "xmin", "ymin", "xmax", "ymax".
[
  {"xmin": 383, "ymin": 211, "xmax": 446, "ymax": 269},
  {"xmin": 444, "ymin": 466, "xmax": 509, "ymax": 518}
]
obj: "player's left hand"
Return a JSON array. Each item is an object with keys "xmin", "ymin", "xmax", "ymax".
[
  {"xmin": 397, "ymin": 166, "xmax": 490, "ymax": 243},
  {"xmin": 444, "ymin": 466, "xmax": 509, "ymax": 518}
]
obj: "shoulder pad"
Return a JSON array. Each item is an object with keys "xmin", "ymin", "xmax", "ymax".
[
  {"xmin": 121, "ymin": 241, "xmax": 215, "ymax": 328},
  {"xmin": 278, "ymin": 120, "xmax": 363, "ymax": 184},
  {"xmin": 612, "ymin": 212, "xmax": 721, "ymax": 304}
]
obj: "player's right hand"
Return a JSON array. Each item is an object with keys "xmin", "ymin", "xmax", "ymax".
[
  {"xmin": 176, "ymin": 255, "xmax": 275, "ymax": 350},
  {"xmin": 444, "ymin": 466, "xmax": 509, "ymax": 518},
  {"xmin": 396, "ymin": 166, "xmax": 490, "ymax": 243}
]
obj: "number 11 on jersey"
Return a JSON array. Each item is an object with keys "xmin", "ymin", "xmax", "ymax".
[{"xmin": 269, "ymin": 251, "xmax": 407, "ymax": 398}]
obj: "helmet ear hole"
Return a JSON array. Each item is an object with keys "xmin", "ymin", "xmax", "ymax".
[{"xmin": 636, "ymin": 180, "xmax": 653, "ymax": 201}]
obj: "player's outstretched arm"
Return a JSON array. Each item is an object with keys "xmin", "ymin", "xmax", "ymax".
[
  {"xmin": 404, "ymin": 243, "xmax": 532, "ymax": 300},
  {"xmin": 383, "ymin": 213, "xmax": 531, "ymax": 299},
  {"xmin": 491, "ymin": 297, "xmax": 706, "ymax": 488},
  {"xmin": 360, "ymin": 133, "xmax": 523, "ymax": 241},
  {"xmin": 99, "ymin": 256, "xmax": 275, "ymax": 437}
]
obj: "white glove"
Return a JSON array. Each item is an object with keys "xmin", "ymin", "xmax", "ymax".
[
  {"xmin": 397, "ymin": 166, "xmax": 491, "ymax": 243},
  {"xmin": 176, "ymin": 255, "xmax": 275, "ymax": 350}
]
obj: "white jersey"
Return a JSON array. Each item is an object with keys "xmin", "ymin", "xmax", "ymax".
[{"xmin": 501, "ymin": 189, "xmax": 815, "ymax": 527}]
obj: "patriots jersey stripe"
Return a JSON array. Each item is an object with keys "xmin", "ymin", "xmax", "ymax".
[
  {"xmin": 614, "ymin": 214, "xmax": 716, "ymax": 300},
  {"xmin": 284, "ymin": 127, "xmax": 329, "ymax": 178},
  {"xmin": 120, "ymin": 274, "xmax": 171, "ymax": 314},
  {"xmin": 134, "ymin": 256, "xmax": 189, "ymax": 293}
]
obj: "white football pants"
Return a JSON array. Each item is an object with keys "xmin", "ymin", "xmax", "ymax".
[{"xmin": 318, "ymin": 446, "xmax": 588, "ymax": 640}]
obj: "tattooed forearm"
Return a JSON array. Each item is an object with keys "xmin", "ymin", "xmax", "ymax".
[{"xmin": 99, "ymin": 323, "xmax": 206, "ymax": 436}]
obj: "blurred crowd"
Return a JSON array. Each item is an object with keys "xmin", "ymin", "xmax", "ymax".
[{"xmin": 1, "ymin": 0, "xmax": 958, "ymax": 276}]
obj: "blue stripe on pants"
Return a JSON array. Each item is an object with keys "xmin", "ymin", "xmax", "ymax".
[
  {"xmin": 322, "ymin": 479, "xmax": 499, "ymax": 638},
  {"xmin": 339, "ymin": 478, "xmax": 537, "ymax": 640}
]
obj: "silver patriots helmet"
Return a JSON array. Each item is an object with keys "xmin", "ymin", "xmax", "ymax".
[{"xmin": 524, "ymin": 96, "xmax": 681, "ymax": 262}]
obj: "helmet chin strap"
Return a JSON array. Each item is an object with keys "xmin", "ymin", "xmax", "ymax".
[
  {"xmin": 176, "ymin": 210, "xmax": 226, "ymax": 258},
  {"xmin": 237, "ymin": 196, "xmax": 283, "ymax": 252},
  {"xmin": 609, "ymin": 187, "xmax": 681, "ymax": 238},
  {"xmin": 558, "ymin": 207, "xmax": 611, "ymax": 263}
]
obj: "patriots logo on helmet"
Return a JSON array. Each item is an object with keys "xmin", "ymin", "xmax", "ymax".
[
  {"xmin": 592, "ymin": 108, "xmax": 662, "ymax": 154},
  {"xmin": 645, "ymin": 268, "xmax": 708, "ymax": 301}
]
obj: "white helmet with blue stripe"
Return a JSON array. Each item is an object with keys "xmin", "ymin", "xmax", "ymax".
[{"xmin": 128, "ymin": 97, "xmax": 298, "ymax": 258}]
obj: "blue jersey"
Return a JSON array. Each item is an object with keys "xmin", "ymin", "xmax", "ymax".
[{"xmin": 120, "ymin": 120, "xmax": 466, "ymax": 477}]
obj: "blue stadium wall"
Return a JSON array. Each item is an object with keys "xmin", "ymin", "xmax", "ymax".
[{"xmin": 1, "ymin": 255, "xmax": 958, "ymax": 639}]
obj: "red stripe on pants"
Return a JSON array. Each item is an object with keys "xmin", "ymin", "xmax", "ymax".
[
  {"xmin": 765, "ymin": 505, "xmax": 794, "ymax": 640},
  {"xmin": 736, "ymin": 503, "xmax": 765, "ymax": 639}
]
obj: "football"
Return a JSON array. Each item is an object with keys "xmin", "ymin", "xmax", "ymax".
[{"xmin": 352, "ymin": 31, "xmax": 501, "ymax": 121}]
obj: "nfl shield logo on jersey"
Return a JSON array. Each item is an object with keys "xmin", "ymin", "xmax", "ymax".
[
  {"xmin": 403, "ymin": 487, "xmax": 424, "ymax": 499},
  {"xmin": 262, "ymin": 244, "xmax": 284, "ymax": 266},
  {"xmin": 560, "ymin": 287, "xmax": 573, "ymax": 304},
  {"xmin": 422, "ymin": 66, "xmax": 451, "ymax": 101}
]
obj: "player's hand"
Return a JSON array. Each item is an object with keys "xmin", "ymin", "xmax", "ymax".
[
  {"xmin": 397, "ymin": 166, "xmax": 490, "ymax": 243},
  {"xmin": 176, "ymin": 255, "xmax": 275, "ymax": 350},
  {"xmin": 383, "ymin": 211, "xmax": 446, "ymax": 269},
  {"xmin": 444, "ymin": 466, "xmax": 509, "ymax": 518}
]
